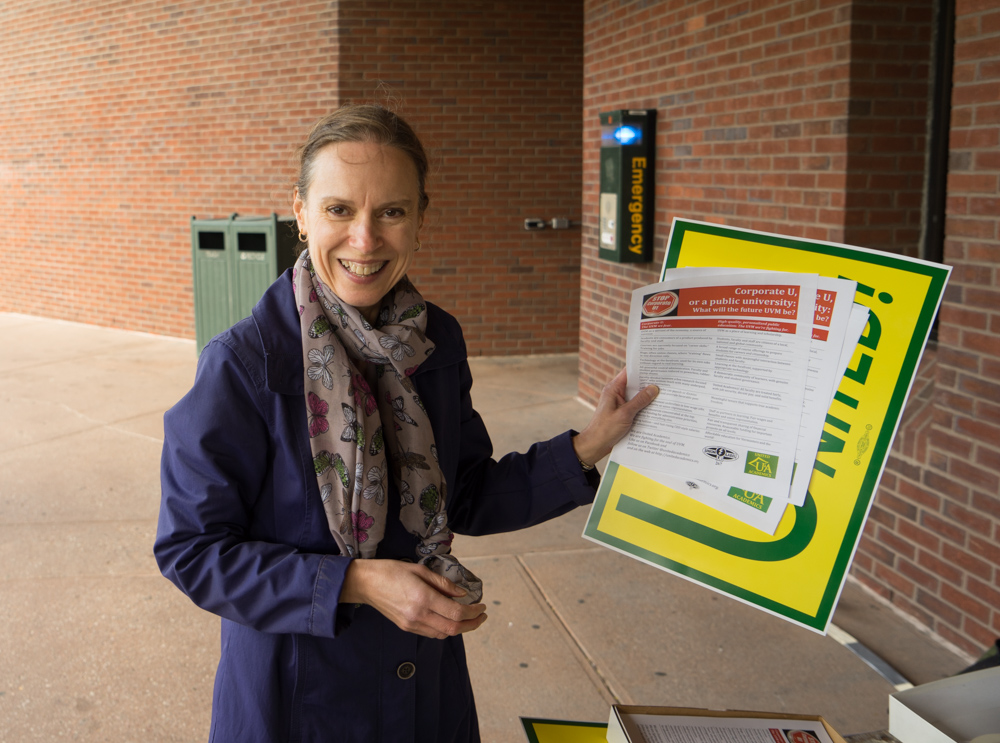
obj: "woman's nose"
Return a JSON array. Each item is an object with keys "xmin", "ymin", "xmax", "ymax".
[{"xmin": 348, "ymin": 215, "xmax": 380, "ymax": 251}]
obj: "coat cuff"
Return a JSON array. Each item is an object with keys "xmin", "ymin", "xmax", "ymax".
[
  {"xmin": 553, "ymin": 430, "xmax": 601, "ymax": 506},
  {"xmin": 310, "ymin": 554, "xmax": 355, "ymax": 638}
]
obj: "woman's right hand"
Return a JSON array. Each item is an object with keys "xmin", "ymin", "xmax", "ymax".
[{"xmin": 340, "ymin": 559, "xmax": 488, "ymax": 639}]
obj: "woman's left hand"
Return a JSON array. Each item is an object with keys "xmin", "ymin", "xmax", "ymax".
[{"xmin": 571, "ymin": 368, "xmax": 658, "ymax": 469}]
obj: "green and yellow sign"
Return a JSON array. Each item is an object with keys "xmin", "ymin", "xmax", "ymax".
[{"xmin": 583, "ymin": 219, "xmax": 951, "ymax": 632}]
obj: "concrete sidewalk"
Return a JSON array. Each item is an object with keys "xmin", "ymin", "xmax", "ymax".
[{"xmin": 0, "ymin": 313, "xmax": 971, "ymax": 742}]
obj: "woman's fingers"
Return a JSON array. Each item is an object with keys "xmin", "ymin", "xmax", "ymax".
[
  {"xmin": 419, "ymin": 564, "xmax": 472, "ymax": 599},
  {"xmin": 572, "ymin": 368, "xmax": 658, "ymax": 466},
  {"xmin": 622, "ymin": 378, "xmax": 659, "ymax": 415},
  {"xmin": 342, "ymin": 559, "xmax": 488, "ymax": 639},
  {"xmin": 387, "ymin": 567, "xmax": 488, "ymax": 638}
]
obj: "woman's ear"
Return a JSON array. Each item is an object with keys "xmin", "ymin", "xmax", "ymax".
[{"xmin": 292, "ymin": 188, "xmax": 306, "ymax": 232}]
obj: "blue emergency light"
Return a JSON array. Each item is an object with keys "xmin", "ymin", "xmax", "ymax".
[
  {"xmin": 613, "ymin": 125, "xmax": 641, "ymax": 145},
  {"xmin": 598, "ymin": 109, "xmax": 656, "ymax": 263}
]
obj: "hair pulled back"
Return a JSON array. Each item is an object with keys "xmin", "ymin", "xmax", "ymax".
[{"xmin": 294, "ymin": 104, "xmax": 430, "ymax": 213}]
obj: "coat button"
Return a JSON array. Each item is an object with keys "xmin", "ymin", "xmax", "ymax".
[{"xmin": 396, "ymin": 662, "xmax": 416, "ymax": 680}]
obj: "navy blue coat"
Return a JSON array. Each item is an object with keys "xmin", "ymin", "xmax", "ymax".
[{"xmin": 155, "ymin": 270, "xmax": 599, "ymax": 743}]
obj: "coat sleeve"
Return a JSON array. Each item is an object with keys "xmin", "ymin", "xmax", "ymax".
[
  {"xmin": 420, "ymin": 312, "xmax": 599, "ymax": 537},
  {"xmin": 154, "ymin": 336, "xmax": 350, "ymax": 638}
]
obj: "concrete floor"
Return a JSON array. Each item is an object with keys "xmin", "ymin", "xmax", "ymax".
[{"xmin": 0, "ymin": 313, "xmax": 972, "ymax": 742}]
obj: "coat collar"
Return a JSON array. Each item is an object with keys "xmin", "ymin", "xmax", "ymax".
[{"xmin": 252, "ymin": 269, "xmax": 465, "ymax": 396}]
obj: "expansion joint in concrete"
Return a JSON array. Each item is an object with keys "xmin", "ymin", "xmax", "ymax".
[{"xmin": 515, "ymin": 553, "xmax": 633, "ymax": 707}]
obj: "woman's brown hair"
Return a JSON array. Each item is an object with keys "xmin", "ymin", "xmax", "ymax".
[{"xmin": 294, "ymin": 104, "xmax": 430, "ymax": 213}]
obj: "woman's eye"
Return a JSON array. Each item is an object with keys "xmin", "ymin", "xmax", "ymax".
[
  {"xmin": 327, "ymin": 205, "xmax": 348, "ymax": 216},
  {"xmin": 383, "ymin": 208, "xmax": 405, "ymax": 218}
]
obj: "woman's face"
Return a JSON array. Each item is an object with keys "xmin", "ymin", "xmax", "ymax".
[{"xmin": 294, "ymin": 141, "xmax": 423, "ymax": 322}]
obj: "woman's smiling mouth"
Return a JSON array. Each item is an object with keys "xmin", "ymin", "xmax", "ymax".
[{"xmin": 339, "ymin": 260, "xmax": 387, "ymax": 277}]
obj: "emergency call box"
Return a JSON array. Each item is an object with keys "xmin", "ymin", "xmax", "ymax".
[{"xmin": 598, "ymin": 109, "xmax": 656, "ymax": 263}]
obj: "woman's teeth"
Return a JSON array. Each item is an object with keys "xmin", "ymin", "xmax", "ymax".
[{"xmin": 340, "ymin": 260, "xmax": 385, "ymax": 277}]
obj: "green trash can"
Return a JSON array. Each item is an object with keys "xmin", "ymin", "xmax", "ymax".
[{"xmin": 191, "ymin": 213, "xmax": 299, "ymax": 353}]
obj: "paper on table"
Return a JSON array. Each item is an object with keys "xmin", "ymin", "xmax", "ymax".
[
  {"xmin": 611, "ymin": 269, "xmax": 818, "ymax": 511},
  {"xmin": 615, "ymin": 712, "xmax": 836, "ymax": 743}
]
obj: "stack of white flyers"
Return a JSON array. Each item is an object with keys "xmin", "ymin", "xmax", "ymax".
[{"xmin": 610, "ymin": 266, "xmax": 869, "ymax": 535}]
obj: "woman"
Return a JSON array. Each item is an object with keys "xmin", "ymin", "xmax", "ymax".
[{"xmin": 155, "ymin": 104, "xmax": 657, "ymax": 743}]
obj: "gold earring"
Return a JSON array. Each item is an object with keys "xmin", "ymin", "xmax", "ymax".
[
  {"xmin": 298, "ymin": 231, "xmax": 307, "ymax": 242},
  {"xmin": 415, "ymin": 239, "xmax": 422, "ymax": 252}
]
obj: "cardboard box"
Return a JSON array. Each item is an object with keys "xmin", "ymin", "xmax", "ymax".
[
  {"xmin": 889, "ymin": 667, "xmax": 1000, "ymax": 743},
  {"xmin": 607, "ymin": 705, "xmax": 848, "ymax": 743}
]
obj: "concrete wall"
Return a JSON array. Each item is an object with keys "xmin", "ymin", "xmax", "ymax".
[{"xmin": 0, "ymin": 0, "xmax": 583, "ymax": 356}]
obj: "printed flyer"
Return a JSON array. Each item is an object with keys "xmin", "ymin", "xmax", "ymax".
[{"xmin": 612, "ymin": 270, "xmax": 819, "ymax": 510}]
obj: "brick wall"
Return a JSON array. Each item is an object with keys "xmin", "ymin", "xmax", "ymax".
[
  {"xmin": 337, "ymin": 0, "xmax": 584, "ymax": 355},
  {"xmin": 580, "ymin": 0, "xmax": 861, "ymax": 398},
  {"xmin": 0, "ymin": 0, "xmax": 583, "ymax": 356},
  {"xmin": 842, "ymin": 0, "xmax": 934, "ymax": 257},
  {"xmin": 851, "ymin": 0, "xmax": 1000, "ymax": 657},
  {"xmin": 0, "ymin": 1, "xmax": 340, "ymax": 336}
]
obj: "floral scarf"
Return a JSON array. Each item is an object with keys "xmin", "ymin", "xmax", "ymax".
[{"xmin": 292, "ymin": 250, "xmax": 482, "ymax": 604}]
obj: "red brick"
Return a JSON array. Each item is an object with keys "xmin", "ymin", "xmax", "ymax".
[
  {"xmin": 970, "ymin": 490, "xmax": 1000, "ymax": 520},
  {"xmin": 867, "ymin": 504, "xmax": 896, "ymax": 529},
  {"xmin": 920, "ymin": 511, "xmax": 968, "ymax": 546},
  {"xmin": 964, "ymin": 616, "xmax": 999, "ymax": 652},
  {"xmin": 852, "ymin": 551, "xmax": 874, "ymax": 574},
  {"xmin": 941, "ymin": 583, "xmax": 992, "ymax": 624},
  {"xmin": 917, "ymin": 548, "xmax": 966, "ymax": 586},
  {"xmin": 928, "ymin": 430, "xmax": 974, "ymax": 458},
  {"xmin": 966, "ymin": 576, "xmax": 1000, "ymax": 615},
  {"xmin": 941, "ymin": 541, "xmax": 994, "ymax": 581},
  {"xmin": 859, "ymin": 534, "xmax": 897, "ymax": 566},
  {"xmin": 956, "ymin": 418, "xmax": 1000, "ymax": 449},
  {"xmin": 924, "ymin": 470, "xmax": 971, "ymax": 503},
  {"xmin": 875, "ymin": 561, "xmax": 915, "ymax": 596},
  {"xmin": 916, "ymin": 588, "xmax": 963, "ymax": 628},
  {"xmin": 889, "ymin": 594, "xmax": 937, "ymax": 633},
  {"xmin": 950, "ymin": 459, "xmax": 1000, "ymax": 493},
  {"xmin": 969, "ymin": 534, "xmax": 1000, "ymax": 567},
  {"xmin": 875, "ymin": 488, "xmax": 920, "ymax": 520},
  {"xmin": 897, "ymin": 519, "xmax": 942, "ymax": 552},
  {"xmin": 897, "ymin": 475, "xmax": 943, "ymax": 510},
  {"xmin": 938, "ymin": 624, "xmax": 982, "ymax": 659},
  {"xmin": 960, "ymin": 375, "xmax": 1000, "ymax": 402},
  {"xmin": 897, "ymin": 557, "xmax": 938, "ymax": 591}
]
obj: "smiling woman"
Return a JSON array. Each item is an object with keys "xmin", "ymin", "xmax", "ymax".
[
  {"xmin": 293, "ymin": 141, "xmax": 422, "ymax": 322},
  {"xmin": 153, "ymin": 104, "xmax": 658, "ymax": 743}
]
